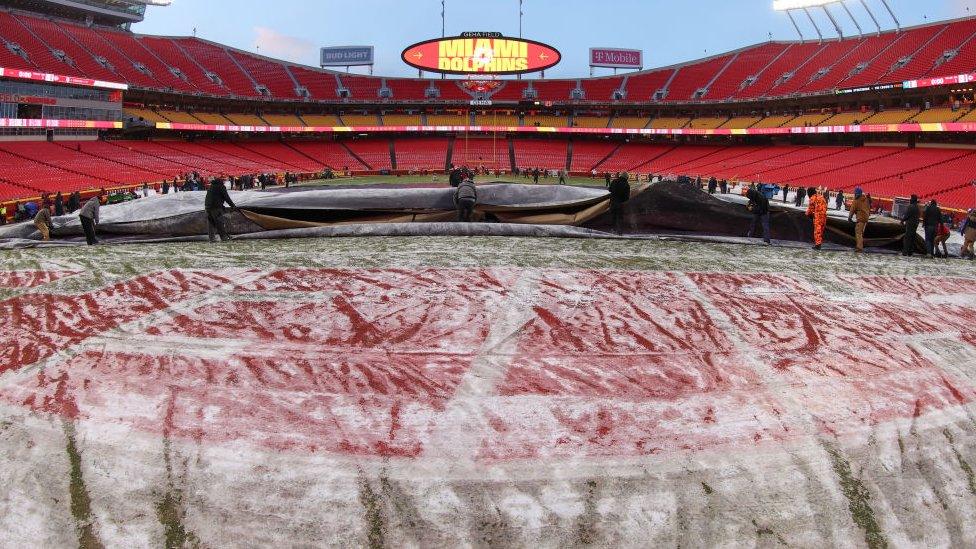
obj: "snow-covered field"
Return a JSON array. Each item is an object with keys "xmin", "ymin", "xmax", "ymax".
[{"xmin": 1, "ymin": 236, "xmax": 975, "ymax": 547}]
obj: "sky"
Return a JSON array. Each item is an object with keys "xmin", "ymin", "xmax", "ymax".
[{"xmin": 133, "ymin": 0, "xmax": 976, "ymax": 79}]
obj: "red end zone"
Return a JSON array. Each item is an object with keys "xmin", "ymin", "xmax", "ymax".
[{"xmin": 1, "ymin": 268, "xmax": 974, "ymax": 461}]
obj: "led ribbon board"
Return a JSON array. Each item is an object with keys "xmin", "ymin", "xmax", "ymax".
[{"xmin": 402, "ymin": 33, "xmax": 560, "ymax": 75}]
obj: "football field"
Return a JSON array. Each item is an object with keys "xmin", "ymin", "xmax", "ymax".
[{"xmin": 1, "ymin": 235, "xmax": 975, "ymax": 547}]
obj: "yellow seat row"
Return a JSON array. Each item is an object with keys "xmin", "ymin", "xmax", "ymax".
[{"xmin": 648, "ymin": 117, "xmax": 690, "ymax": 129}]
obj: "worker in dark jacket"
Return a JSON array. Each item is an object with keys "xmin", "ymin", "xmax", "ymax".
[
  {"xmin": 707, "ymin": 177, "xmax": 717, "ymax": 194},
  {"xmin": 454, "ymin": 178, "xmax": 478, "ymax": 222},
  {"xmin": 205, "ymin": 178, "xmax": 237, "ymax": 243},
  {"xmin": 746, "ymin": 188, "xmax": 771, "ymax": 244},
  {"xmin": 609, "ymin": 174, "xmax": 631, "ymax": 235},
  {"xmin": 78, "ymin": 197, "xmax": 100, "ymax": 245},
  {"xmin": 922, "ymin": 199, "xmax": 942, "ymax": 258},
  {"xmin": 54, "ymin": 192, "xmax": 64, "ymax": 217},
  {"xmin": 900, "ymin": 195, "xmax": 920, "ymax": 257}
]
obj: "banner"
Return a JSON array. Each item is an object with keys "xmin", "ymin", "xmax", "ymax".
[
  {"xmin": 904, "ymin": 72, "xmax": 976, "ymax": 89},
  {"xmin": 320, "ymin": 46, "xmax": 374, "ymax": 67},
  {"xmin": 589, "ymin": 48, "xmax": 643, "ymax": 69},
  {"xmin": 0, "ymin": 118, "xmax": 123, "ymax": 129},
  {"xmin": 0, "ymin": 67, "xmax": 128, "ymax": 90},
  {"xmin": 154, "ymin": 121, "xmax": 976, "ymax": 135}
]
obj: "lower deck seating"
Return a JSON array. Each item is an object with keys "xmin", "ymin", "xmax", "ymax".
[
  {"xmin": 453, "ymin": 137, "xmax": 509, "ymax": 169},
  {"xmin": 571, "ymin": 141, "xmax": 620, "ymax": 172},
  {"xmin": 2, "ymin": 140, "xmax": 975, "ymax": 211},
  {"xmin": 393, "ymin": 138, "xmax": 449, "ymax": 171},
  {"xmin": 597, "ymin": 144, "xmax": 675, "ymax": 173},
  {"xmin": 344, "ymin": 139, "xmax": 393, "ymax": 170},
  {"xmin": 514, "ymin": 140, "xmax": 568, "ymax": 170}
]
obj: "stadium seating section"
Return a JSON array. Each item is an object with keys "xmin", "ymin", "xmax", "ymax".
[
  {"xmin": 118, "ymin": 106, "xmax": 976, "ymax": 130},
  {"xmin": 1, "ymin": 139, "xmax": 976, "ymax": 210},
  {"xmin": 393, "ymin": 138, "xmax": 449, "ymax": 171},
  {"xmin": 514, "ymin": 140, "xmax": 568, "ymax": 170},
  {"xmin": 6, "ymin": 8, "xmax": 976, "ymax": 104}
]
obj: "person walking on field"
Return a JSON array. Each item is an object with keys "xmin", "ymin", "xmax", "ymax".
[
  {"xmin": 78, "ymin": 196, "xmax": 100, "ymax": 245},
  {"xmin": 609, "ymin": 173, "xmax": 631, "ymax": 235},
  {"xmin": 933, "ymin": 219, "xmax": 951, "ymax": 258},
  {"xmin": 54, "ymin": 191, "xmax": 64, "ymax": 217},
  {"xmin": 847, "ymin": 187, "xmax": 870, "ymax": 253},
  {"xmin": 204, "ymin": 178, "xmax": 237, "ymax": 243},
  {"xmin": 960, "ymin": 208, "xmax": 976, "ymax": 259},
  {"xmin": 806, "ymin": 187, "xmax": 827, "ymax": 250},
  {"xmin": 746, "ymin": 187, "xmax": 771, "ymax": 245},
  {"xmin": 922, "ymin": 199, "xmax": 942, "ymax": 259},
  {"xmin": 900, "ymin": 195, "xmax": 921, "ymax": 257},
  {"xmin": 34, "ymin": 206, "xmax": 52, "ymax": 241},
  {"xmin": 454, "ymin": 177, "xmax": 478, "ymax": 222}
]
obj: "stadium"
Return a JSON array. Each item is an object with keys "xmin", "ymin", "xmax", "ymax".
[{"xmin": 0, "ymin": 0, "xmax": 975, "ymax": 546}]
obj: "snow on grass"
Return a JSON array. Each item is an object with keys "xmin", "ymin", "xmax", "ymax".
[{"xmin": 0, "ymin": 236, "xmax": 974, "ymax": 547}]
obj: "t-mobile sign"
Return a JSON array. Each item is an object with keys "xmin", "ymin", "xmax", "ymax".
[{"xmin": 589, "ymin": 48, "xmax": 643, "ymax": 69}]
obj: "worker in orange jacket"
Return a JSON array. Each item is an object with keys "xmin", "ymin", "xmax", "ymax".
[{"xmin": 806, "ymin": 187, "xmax": 828, "ymax": 250}]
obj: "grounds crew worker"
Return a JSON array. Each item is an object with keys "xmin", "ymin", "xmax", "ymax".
[
  {"xmin": 745, "ymin": 187, "xmax": 771, "ymax": 244},
  {"xmin": 34, "ymin": 206, "xmax": 52, "ymax": 241},
  {"xmin": 847, "ymin": 187, "xmax": 870, "ymax": 253},
  {"xmin": 900, "ymin": 195, "xmax": 921, "ymax": 257},
  {"xmin": 205, "ymin": 177, "xmax": 238, "ymax": 243},
  {"xmin": 454, "ymin": 177, "xmax": 478, "ymax": 222},
  {"xmin": 805, "ymin": 187, "xmax": 827, "ymax": 250},
  {"xmin": 609, "ymin": 173, "xmax": 631, "ymax": 235},
  {"xmin": 79, "ymin": 196, "xmax": 100, "ymax": 245}
]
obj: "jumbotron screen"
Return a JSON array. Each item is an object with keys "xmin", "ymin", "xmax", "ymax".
[{"xmin": 402, "ymin": 33, "xmax": 560, "ymax": 75}]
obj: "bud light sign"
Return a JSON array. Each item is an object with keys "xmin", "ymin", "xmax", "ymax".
[
  {"xmin": 589, "ymin": 48, "xmax": 643, "ymax": 69},
  {"xmin": 320, "ymin": 46, "xmax": 375, "ymax": 67}
]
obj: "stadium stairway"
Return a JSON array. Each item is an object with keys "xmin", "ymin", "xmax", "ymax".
[{"xmin": 337, "ymin": 143, "xmax": 372, "ymax": 171}]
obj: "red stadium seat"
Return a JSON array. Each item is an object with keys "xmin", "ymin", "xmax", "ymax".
[
  {"xmin": 394, "ymin": 138, "xmax": 449, "ymax": 171},
  {"xmin": 514, "ymin": 140, "xmax": 568, "ymax": 171}
]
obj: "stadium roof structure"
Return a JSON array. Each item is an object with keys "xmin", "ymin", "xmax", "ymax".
[{"xmin": 0, "ymin": 0, "xmax": 169, "ymax": 26}]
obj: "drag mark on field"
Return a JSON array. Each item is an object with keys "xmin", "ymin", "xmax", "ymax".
[
  {"xmin": 824, "ymin": 442, "xmax": 888, "ymax": 549},
  {"xmin": 358, "ymin": 472, "xmax": 387, "ymax": 549},
  {"xmin": 943, "ymin": 429, "xmax": 976, "ymax": 497},
  {"xmin": 64, "ymin": 420, "xmax": 103, "ymax": 549},
  {"xmin": 155, "ymin": 389, "xmax": 199, "ymax": 549},
  {"xmin": 0, "ymin": 270, "xmax": 80, "ymax": 289}
]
